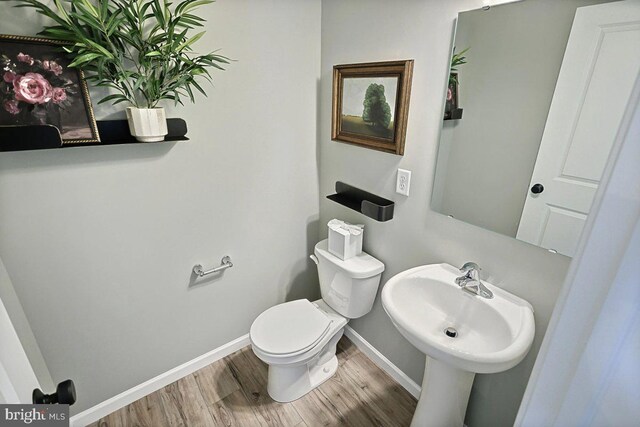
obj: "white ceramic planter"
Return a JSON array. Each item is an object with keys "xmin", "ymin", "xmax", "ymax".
[{"xmin": 126, "ymin": 107, "xmax": 168, "ymax": 142}]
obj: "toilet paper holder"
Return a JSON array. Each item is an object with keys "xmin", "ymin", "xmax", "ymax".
[{"xmin": 193, "ymin": 256, "xmax": 233, "ymax": 277}]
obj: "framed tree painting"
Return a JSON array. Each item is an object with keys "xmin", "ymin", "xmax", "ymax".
[
  {"xmin": 0, "ymin": 34, "xmax": 100, "ymax": 145},
  {"xmin": 332, "ymin": 60, "xmax": 413, "ymax": 155}
]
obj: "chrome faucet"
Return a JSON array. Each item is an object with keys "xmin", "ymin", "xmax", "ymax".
[{"xmin": 455, "ymin": 262, "xmax": 493, "ymax": 299}]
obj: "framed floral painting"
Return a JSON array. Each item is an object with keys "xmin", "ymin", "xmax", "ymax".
[{"xmin": 0, "ymin": 34, "xmax": 99, "ymax": 145}]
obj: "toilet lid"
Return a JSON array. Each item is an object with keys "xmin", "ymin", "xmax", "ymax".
[{"xmin": 250, "ymin": 299, "xmax": 332, "ymax": 356}]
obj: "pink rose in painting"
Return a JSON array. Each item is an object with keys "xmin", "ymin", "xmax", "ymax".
[
  {"xmin": 3, "ymin": 71, "xmax": 16, "ymax": 83},
  {"xmin": 17, "ymin": 52, "xmax": 34, "ymax": 65},
  {"xmin": 42, "ymin": 60, "xmax": 64, "ymax": 76},
  {"xmin": 50, "ymin": 62, "xmax": 63, "ymax": 76},
  {"xmin": 12, "ymin": 73, "xmax": 53, "ymax": 104},
  {"xmin": 51, "ymin": 87, "xmax": 67, "ymax": 104},
  {"xmin": 3, "ymin": 100, "xmax": 20, "ymax": 115}
]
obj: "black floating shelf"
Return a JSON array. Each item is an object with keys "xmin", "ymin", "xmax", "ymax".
[
  {"xmin": 0, "ymin": 118, "xmax": 188, "ymax": 152},
  {"xmin": 327, "ymin": 181, "xmax": 394, "ymax": 222},
  {"xmin": 444, "ymin": 108, "xmax": 463, "ymax": 121},
  {"xmin": 0, "ymin": 124, "xmax": 62, "ymax": 151}
]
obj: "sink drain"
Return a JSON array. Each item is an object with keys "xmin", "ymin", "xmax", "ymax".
[{"xmin": 444, "ymin": 327, "xmax": 458, "ymax": 338}]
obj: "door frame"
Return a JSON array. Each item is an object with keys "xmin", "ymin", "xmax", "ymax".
[{"xmin": 0, "ymin": 289, "xmax": 40, "ymax": 403}]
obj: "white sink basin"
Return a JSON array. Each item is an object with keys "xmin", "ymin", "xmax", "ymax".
[
  {"xmin": 381, "ymin": 263, "xmax": 535, "ymax": 427},
  {"xmin": 382, "ymin": 263, "xmax": 534, "ymax": 373}
]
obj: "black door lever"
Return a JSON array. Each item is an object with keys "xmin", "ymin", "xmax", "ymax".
[{"xmin": 33, "ymin": 379, "xmax": 76, "ymax": 405}]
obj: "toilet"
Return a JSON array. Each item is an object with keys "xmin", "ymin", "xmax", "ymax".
[{"xmin": 250, "ymin": 238, "xmax": 384, "ymax": 402}]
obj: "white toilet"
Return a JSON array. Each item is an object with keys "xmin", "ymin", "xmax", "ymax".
[{"xmin": 250, "ymin": 238, "xmax": 384, "ymax": 402}]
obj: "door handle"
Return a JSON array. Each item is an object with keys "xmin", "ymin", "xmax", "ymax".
[
  {"xmin": 33, "ymin": 379, "xmax": 76, "ymax": 405},
  {"xmin": 530, "ymin": 183, "xmax": 544, "ymax": 194}
]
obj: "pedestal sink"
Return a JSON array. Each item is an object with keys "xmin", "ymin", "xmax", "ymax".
[{"xmin": 381, "ymin": 263, "xmax": 535, "ymax": 427}]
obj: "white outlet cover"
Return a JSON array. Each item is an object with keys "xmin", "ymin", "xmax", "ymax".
[{"xmin": 396, "ymin": 169, "xmax": 411, "ymax": 196}]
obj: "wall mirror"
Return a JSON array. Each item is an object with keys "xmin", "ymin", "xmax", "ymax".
[{"xmin": 431, "ymin": 0, "xmax": 633, "ymax": 258}]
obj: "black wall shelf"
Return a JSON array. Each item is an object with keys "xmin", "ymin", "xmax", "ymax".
[
  {"xmin": 327, "ymin": 181, "xmax": 395, "ymax": 222},
  {"xmin": 0, "ymin": 118, "xmax": 188, "ymax": 152},
  {"xmin": 443, "ymin": 108, "xmax": 463, "ymax": 121}
]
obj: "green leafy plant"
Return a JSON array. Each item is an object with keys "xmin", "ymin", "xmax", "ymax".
[
  {"xmin": 7, "ymin": 0, "xmax": 229, "ymax": 108},
  {"xmin": 449, "ymin": 47, "xmax": 469, "ymax": 86}
]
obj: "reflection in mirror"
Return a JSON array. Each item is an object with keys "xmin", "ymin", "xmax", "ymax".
[{"xmin": 432, "ymin": 0, "xmax": 636, "ymax": 257}]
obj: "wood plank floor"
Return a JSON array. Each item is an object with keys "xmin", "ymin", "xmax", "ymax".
[{"xmin": 89, "ymin": 336, "xmax": 417, "ymax": 427}]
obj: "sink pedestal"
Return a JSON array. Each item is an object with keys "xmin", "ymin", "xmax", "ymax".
[{"xmin": 411, "ymin": 356, "xmax": 475, "ymax": 427}]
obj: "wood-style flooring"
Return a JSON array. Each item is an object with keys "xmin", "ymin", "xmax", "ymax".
[{"xmin": 89, "ymin": 336, "xmax": 417, "ymax": 426}]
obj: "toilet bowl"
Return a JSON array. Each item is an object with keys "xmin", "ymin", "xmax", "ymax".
[
  {"xmin": 250, "ymin": 239, "xmax": 384, "ymax": 402},
  {"xmin": 250, "ymin": 299, "xmax": 347, "ymax": 402}
]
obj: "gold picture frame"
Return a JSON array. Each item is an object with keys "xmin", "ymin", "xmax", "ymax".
[
  {"xmin": 0, "ymin": 34, "xmax": 100, "ymax": 145},
  {"xmin": 332, "ymin": 60, "xmax": 413, "ymax": 155}
]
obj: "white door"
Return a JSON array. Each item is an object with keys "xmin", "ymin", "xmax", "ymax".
[
  {"xmin": 516, "ymin": 0, "xmax": 640, "ymax": 257},
  {"xmin": 0, "ymin": 294, "xmax": 40, "ymax": 403}
]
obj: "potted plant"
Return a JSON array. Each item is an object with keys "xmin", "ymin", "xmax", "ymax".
[
  {"xmin": 449, "ymin": 47, "xmax": 469, "ymax": 86},
  {"xmin": 445, "ymin": 47, "xmax": 468, "ymax": 120},
  {"xmin": 9, "ymin": 0, "xmax": 228, "ymax": 142}
]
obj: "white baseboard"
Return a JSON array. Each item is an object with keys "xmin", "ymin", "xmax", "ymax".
[
  {"xmin": 70, "ymin": 334, "xmax": 250, "ymax": 427},
  {"xmin": 344, "ymin": 326, "xmax": 422, "ymax": 399}
]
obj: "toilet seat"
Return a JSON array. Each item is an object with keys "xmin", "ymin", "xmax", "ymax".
[{"xmin": 250, "ymin": 299, "xmax": 333, "ymax": 357}]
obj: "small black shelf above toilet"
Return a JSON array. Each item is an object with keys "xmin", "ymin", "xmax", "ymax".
[{"xmin": 327, "ymin": 181, "xmax": 395, "ymax": 222}]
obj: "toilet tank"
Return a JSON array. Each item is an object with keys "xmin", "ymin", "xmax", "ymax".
[{"xmin": 313, "ymin": 239, "xmax": 385, "ymax": 319}]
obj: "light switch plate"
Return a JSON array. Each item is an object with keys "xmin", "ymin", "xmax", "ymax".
[{"xmin": 396, "ymin": 169, "xmax": 411, "ymax": 196}]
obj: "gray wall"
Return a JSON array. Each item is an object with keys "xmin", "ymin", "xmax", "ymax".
[
  {"xmin": 436, "ymin": 0, "xmax": 615, "ymax": 237},
  {"xmin": 319, "ymin": 1, "xmax": 570, "ymax": 426},
  {"xmin": 0, "ymin": 0, "xmax": 321, "ymax": 414}
]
